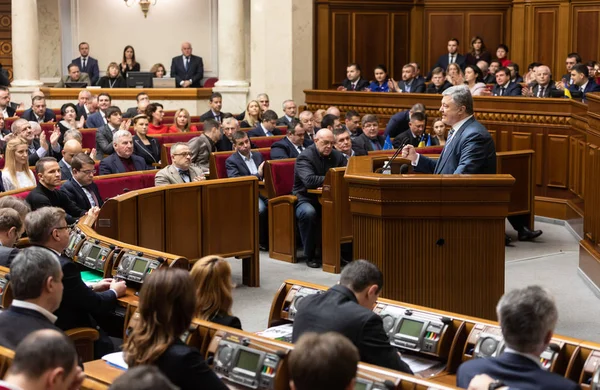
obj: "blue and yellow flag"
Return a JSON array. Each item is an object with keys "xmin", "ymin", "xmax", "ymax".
[
  {"xmin": 564, "ymin": 88, "xmax": 572, "ymax": 99},
  {"xmin": 383, "ymin": 135, "xmax": 393, "ymax": 150}
]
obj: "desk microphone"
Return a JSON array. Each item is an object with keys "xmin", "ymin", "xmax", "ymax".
[
  {"xmin": 399, "ymin": 164, "xmax": 409, "ymax": 174},
  {"xmin": 375, "ymin": 142, "xmax": 407, "ymax": 174}
]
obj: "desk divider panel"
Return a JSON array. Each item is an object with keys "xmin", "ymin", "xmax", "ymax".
[
  {"xmin": 165, "ymin": 184, "xmax": 202, "ymax": 260},
  {"xmin": 136, "ymin": 188, "xmax": 166, "ymax": 252}
]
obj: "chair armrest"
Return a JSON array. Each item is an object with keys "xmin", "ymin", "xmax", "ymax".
[
  {"xmin": 65, "ymin": 327, "xmax": 100, "ymax": 341},
  {"xmin": 65, "ymin": 327, "xmax": 100, "ymax": 363},
  {"xmin": 268, "ymin": 195, "xmax": 297, "ymax": 206}
]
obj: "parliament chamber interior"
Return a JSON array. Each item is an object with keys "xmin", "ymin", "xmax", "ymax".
[{"xmin": 1, "ymin": 0, "xmax": 600, "ymax": 389}]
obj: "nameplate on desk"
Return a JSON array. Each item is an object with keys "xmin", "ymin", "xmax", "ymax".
[{"xmin": 97, "ymin": 219, "xmax": 111, "ymax": 228}]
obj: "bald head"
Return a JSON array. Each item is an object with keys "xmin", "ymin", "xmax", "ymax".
[
  {"xmin": 315, "ymin": 129, "xmax": 334, "ymax": 156},
  {"xmin": 62, "ymin": 139, "xmax": 82, "ymax": 165},
  {"xmin": 326, "ymin": 106, "xmax": 340, "ymax": 117},
  {"xmin": 536, "ymin": 65, "xmax": 552, "ymax": 86},
  {"xmin": 181, "ymin": 42, "xmax": 192, "ymax": 57}
]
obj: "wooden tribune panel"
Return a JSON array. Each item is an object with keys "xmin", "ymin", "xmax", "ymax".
[
  {"xmin": 322, "ymin": 167, "xmax": 352, "ymax": 274},
  {"xmin": 165, "ymin": 185, "xmax": 202, "ymax": 260}
]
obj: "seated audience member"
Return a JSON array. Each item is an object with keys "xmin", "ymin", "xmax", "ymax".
[
  {"xmin": 389, "ymin": 63, "xmax": 426, "ymax": 93},
  {"xmin": 11, "ymin": 119, "xmax": 61, "ymax": 166},
  {"xmin": 561, "ymin": 52, "xmax": 582, "ymax": 86},
  {"xmin": 384, "ymin": 103, "xmax": 426, "ymax": 138},
  {"xmin": 0, "ymin": 330, "xmax": 85, "ymax": 390},
  {"xmin": 0, "ymin": 196, "xmax": 30, "ymax": 222},
  {"xmin": 524, "ymin": 62, "xmax": 543, "ymax": 86},
  {"xmin": 333, "ymin": 128, "xmax": 365, "ymax": 160},
  {"xmin": 327, "ymin": 106, "xmax": 341, "ymax": 118},
  {"xmin": 426, "ymin": 67, "xmax": 452, "ymax": 94},
  {"xmin": 199, "ymin": 92, "xmax": 224, "ymax": 123},
  {"xmin": 132, "ymin": 114, "xmax": 160, "ymax": 165},
  {"xmin": 485, "ymin": 60, "xmax": 500, "ymax": 84},
  {"xmin": 58, "ymin": 103, "xmax": 84, "ymax": 140},
  {"xmin": 320, "ymin": 113, "xmax": 343, "ymax": 133},
  {"xmin": 256, "ymin": 93, "xmax": 270, "ymax": 113},
  {"xmin": 20, "ymin": 96, "xmax": 56, "ymax": 123},
  {"xmin": 239, "ymin": 100, "xmax": 261, "ymax": 128},
  {"xmin": 457, "ymin": 286, "xmax": 579, "ymax": 390},
  {"xmin": 431, "ymin": 118, "xmax": 446, "ymax": 146},
  {"xmin": 490, "ymin": 67, "xmax": 522, "ymax": 96},
  {"xmin": 477, "ymin": 60, "xmax": 492, "ymax": 83},
  {"xmin": 337, "ymin": 63, "xmax": 370, "ymax": 91},
  {"xmin": 522, "ymin": 65, "xmax": 556, "ymax": 98},
  {"xmin": 247, "ymin": 110, "xmax": 282, "ymax": 137},
  {"xmin": 289, "ymin": 332, "xmax": 359, "ymax": 390},
  {"xmin": 428, "ymin": 38, "xmax": 466, "ymax": 78},
  {"xmin": 123, "ymin": 92, "xmax": 150, "ymax": 119},
  {"xmin": 0, "ymin": 86, "xmax": 15, "ymax": 117},
  {"xmin": 110, "ymin": 366, "xmax": 178, "ymax": 390},
  {"xmin": 216, "ymin": 117, "xmax": 242, "ymax": 151},
  {"xmin": 54, "ymin": 63, "xmax": 91, "ymax": 87},
  {"xmin": 226, "ymin": 131, "xmax": 268, "ymax": 249},
  {"xmin": 63, "ymin": 129, "xmax": 83, "ymax": 144},
  {"xmin": 145, "ymin": 103, "xmax": 167, "ymax": 135},
  {"xmin": 150, "ymin": 63, "xmax": 167, "ymax": 78},
  {"xmin": 60, "ymin": 153, "xmax": 104, "ymax": 210},
  {"xmin": 95, "ymin": 106, "xmax": 129, "ymax": 159},
  {"xmin": 169, "ymin": 108, "xmax": 200, "ymax": 133},
  {"xmin": 277, "ymin": 99, "xmax": 299, "ymax": 130},
  {"xmin": 411, "ymin": 62, "xmax": 424, "ymax": 81},
  {"xmin": 170, "ymin": 41, "xmax": 204, "ymax": 88},
  {"xmin": 72, "ymin": 41, "xmax": 100, "ymax": 85},
  {"xmin": 446, "ymin": 62, "xmax": 465, "ymax": 86},
  {"xmin": 0, "ymin": 208, "xmax": 22, "ymax": 266},
  {"xmin": 59, "ymin": 139, "xmax": 83, "ymax": 180},
  {"xmin": 99, "ymin": 130, "xmax": 148, "ymax": 175},
  {"xmin": 26, "ymin": 207, "xmax": 123, "ymax": 357},
  {"xmin": 465, "ymin": 64, "xmax": 487, "ymax": 96},
  {"xmin": 75, "ymin": 89, "xmax": 92, "ymax": 121},
  {"xmin": 0, "ymin": 248, "xmax": 63, "ymax": 345},
  {"xmin": 393, "ymin": 111, "xmax": 427, "ymax": 148},
  {"xmin": 299, "ymin": 110, "xmax": 316, "ymax": 141},
  {"xmin": 190, "ymin": 255, "xmax": 242, "ymax": 329},
  {"xmin": 353, "ymin": 114, "xmax": 385, "ymax": 153},
  {"xmin": 567, "ymin": 64, "xmax": 600, "ymax": 102},
  {"xmin": 188, "ymin": 119, "xmax": 221, "ymax": 173},
  {"xmin": 26, "ymin": 158, "xmax": 91, "ymax": 224},
  {"xmin": 155, "ymin": 142, "xmax": 205, "ymax": 186},
  {"xmin": 292, "ymin": 129, "xmax": 346, "ymax": 268},
  {"xmin": 86, "ymin": 92, "xmax": 112, "ymax": 128},
  {"xmin": 495, "ymin": 44, "xmax": 512, "ymax": 67},
  {"xmin": 120, "ymin": 45, "xmax": 140, "ymax": 78},
  {"xmin": 369, "ymin": 64, "xmax": 390, "ymax": 92},
  {"xmin": 312, "ymin": 109, "xmax": 326, "ymax": 130},
  {"xmin": 2, "ymin": 137, "xmax": 36, "ymax": 191},
  {"xmin": 292, "ymin": 260, "xmax": 413, "ymax": 373},
  {"xmin": 271, "ymin": 122, "xmax": 312, "ymax": 159},
  {"xmin": 466, "ymin": 36, "xmax": 492, "ymax": 66},
  {"xmin": 507, "ymin": 63, "xmax": 523, "ymax": 84},
  {"xmin": 342, "ymin": 110, "xmax": 362, "ymax": 140},
  {"xmin": 124, "ymin": 269, "xmax": 227, "ymax": 390},
  {"xmin": 98, "ymin": 62, "xmax": 127, "ymax": 88}
]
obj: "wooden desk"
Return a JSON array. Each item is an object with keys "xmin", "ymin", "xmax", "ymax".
[{"xmin": 83, "ymin": 360, "xmax": 125, "ymax": 386}]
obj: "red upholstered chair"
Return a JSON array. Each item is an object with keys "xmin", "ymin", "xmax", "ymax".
[
  {"xmin": 251, "ymin": 135, "xmax": 285, "ymax": 149},
  {"xmin": 40, "ymin": 123, "xmax": 55, "ymax": 139},
  {"xmin": 0, "ymin": 158, "xmax": 4, "ymax": 169},
  {"xmin": 4, "ymin": 116, "xmax": 19, "ymax": 130},
  {"xmin": 52, "ymin": 108, "xmax": 61, "ymax": 116},
  {"xmin": 209, "ymin": 148, "xmax": 271, "ymax": 180},
  {"xmin": 191, "ymin": 117, "xmax": 201, "ymax": 124},
  {"xmin": 94, "ymin": 170, "xmax": 158, "ymax": 200},
  {"xmin": 161, "ymin": 143, "xmax": 174, "ymax": 167},
  {"xmin": 163, "ymin": 110, "xmax": 176, "ymax": 117},
  {"xmin": 203, "ymin": 77, "xmax": 218, "ymax": 88},
  {"xmin": 264, "ymin": 158, "xmax": 298, "ymax": 263},
  {"xmin": 157, "ymin": 131, "xmax": 203, "ymax": 146},
  {"xmin": 80, "ymin": 129, "xmax": 97, "ymax": 149}
]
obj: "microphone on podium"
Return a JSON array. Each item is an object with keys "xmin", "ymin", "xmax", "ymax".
[{"xmin": 375, "ymin": 142, "xmax": 408, "ymax": 174}]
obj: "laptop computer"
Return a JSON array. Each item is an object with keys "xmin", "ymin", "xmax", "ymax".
[
  {"xmin": 152, "ymin": 77, "xmax": 176, "ymax": 88},
  {"xmin": 65, "ymin": 82, "xmax": 88, "ymax": 88}
]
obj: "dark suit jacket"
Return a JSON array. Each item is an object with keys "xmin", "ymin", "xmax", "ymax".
[
  {"xmin": 20, "ymin": 108, "xmax": 57, "ymax": 123},
  {"xmin": 199, "ymin": 110, "xmax": 223, "ymax": 123},
  {"xmin": 216, "ymin": 136, "xmax": 233, "ymax": 152},
  {"xmin": 276, "ymin": 116, "xmax": 299, "ymax": 130},
  {"xmin": 155, "ymin": 340, "xmax": 227, "ymax": 390},
  {"xmin": 25, "ymin": 183, "xmax": 87, "ymax": 224},
  {"xmin": 170, "ymin": 55, "xmax": 204, "ymax": 88},
  {"xmin": 426, "ymin": 81, "xmax": 453, "ymax": 94},
  {"xmin": 456, "ymin": 352, "xmax": 580, "ymax": 390},
  {"xmin": 483, "ymin": 73, "xmax": 496, "ymax": 84},
  {"xmin": 59, "ymin": 159, "xmax": 72, "ymax": 180},
  {"xmin": 71, "ymin": 56, "xmax": 100, "ymax": 85},
  {"xmin": 27, "ymin": 138, "xmax": 61, "ymax": 166},
  {"xmin": 531, "ymin": 83, "xmax": 557, "ymax": 98},
  {"xmin": 59, "ymin": 177, "xmax": 104, "ymax": 210},
  {"xmin": 415, "ymin": 116, "xmax": 496, "ymax": 175},
  {"xmin": 270, "ymin": 137, "xmax": 312, "ymax": 159},
  {"xmin": 0, "ymin": 245, "xmax": 19, "ymax": 267},
  {"xmin": 428, "ymin": 53, "xmax": 467, "ymax": 77},
  {"xmin": 352, "ymin": 133, "xmax": 385, "ymax": 155},
  {"xmin": 393, "ymin": 129, "xmax": 421, "ymax": 148},
  {"xmin": 3, "ymin": 105, "xmax": 15, "ymax": 117},
  {"xmin": 0, "ymin": 305, "xmax": 61, "ymax": 350},
  {"xmin": 122, "ymin": 107, "xmax": 142, "ymax": 119},
  {"xmin": 99, "ymin": 153, "xmax": 148, "ymax": 175},
  {"xmin": 292, "ymin": 285, "xmax": 413, "ymax": 374},
  {"xmin": 76, "ymin": 104, "xmax": 88, "ymax": 122},
  {"xmin": 292, "ymin": 144, "xmax": 347, "ymax": 204},
  {"xmin": 133, "ymin": 135, "xmax": 161, "ymax": 165},
  {"xmin": 341, "ymin": 77, "xmax": 370, "ymax": 91},
  {"xmin": 384, "ymin": 110, "xmax": 410, "ymax": 138},
  {"xmin": 492, "ymin": 82, "xmax": 522, "ymax": 96},
  {"xmin": 569, "ymin": 80, "xmax": 600, "ymax": 101},
  {"xmin": 226, "ymin": 151, "xmax": 264, "ymax": 179},
  {"xmin": 95, "ymin": 124, "xmax": 116, "ymax": 159},
  {"xmin": 247, "ymin": 124, "xmax": 282, "ymax": 138},
  {"xmin": 86, "ymin": 111, "xmax": 105, "ymax": 129},
  {"xmin": 397, "ymin": 78, "xmax": 426, "ymax": 93}
]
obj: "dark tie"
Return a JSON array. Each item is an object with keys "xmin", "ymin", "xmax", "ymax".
[
  {"xmin": 215, "ymin": 115, "xmax": 221, "ymax": 123},
  {"xmin": 500, "ymin": 87, "xmax": 505, "ymax": 96},
  {"xmin": 350, "ymin": 83, "xmax": 355, "ymax": 91},
  {"xmin": 450, "ymin": 55, "xmax": 454, "ymax": 64},
  {"xmin": 179, "ymin": 170, "xmax": 190, "ymax": 183},
  {"xmin": 298, "ymin": 145, "xmax": 303, "ymax": 152},
  {"xmin": 538, "ymin": 86, "xmax": 545, "ymax": 98},
  {"xmin": 185, "ymin": 57, "xmax": 189, "ymax": 71},
  {"xmin": 82, "ymin": 58, "xmax": 87, "ymax": 70},
  {"xmin": 84, "ymin": 186, "xmax": 99, "ymax": 207}
]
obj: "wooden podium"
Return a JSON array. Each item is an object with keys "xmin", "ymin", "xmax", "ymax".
[{"xmin": 345, "ymin": 156, "xmax": 515, "ymax": 319}]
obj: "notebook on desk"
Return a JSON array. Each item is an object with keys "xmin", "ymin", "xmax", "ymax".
[{"xmin": 152, "ymin": 77, "xmax": 176, "ymax": 88}]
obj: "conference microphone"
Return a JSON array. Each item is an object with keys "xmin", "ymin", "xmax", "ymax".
[
  {"xmin": 399, "ymin": 164, "xmax": 409, "ymax": 174},
  {"xmin": 375, "ymin": 142, "xmax": 407, "ymax": 174}
]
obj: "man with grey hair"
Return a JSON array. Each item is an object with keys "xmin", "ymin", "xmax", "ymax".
[
  {"xmin": 257, "ymin": 93, "xmax": 270, "ymax": 112},
  {"xmin": 0, "ymin": 208, "xmax": 24, "ymax": 266},
  {"xmin": 11, "ymin": 118, "xmax": 61, "ymax": 166},
  {"xmin": 298, "ymin": 110, "xmax": 316, "ymax": 141},
  {"xmin": 0, "ymin": 247, "xmax": 64, "ymax": 349},
  {"xmin": 99, "ymin": 129, "xmax": 148, "ymax": 175},
  {"xmin": 457, "ymin": 286, "xmax": 579, "ymax": 390},
  {"xmin": 155, "ymin": 142, "xmax": 205, "ymax": 186},
  {"xmin": 326, "ymin": 106, "xmax": 341, "ymax": 118},
  {"xmin": 276, "ymin": 99, "xmax": 299, "ymax": 130}
]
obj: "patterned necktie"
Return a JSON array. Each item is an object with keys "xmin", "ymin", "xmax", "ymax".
[
  {"xmin": 84, "ymin": 186, "xmax": 99, "ymax": 207},
  {"xmin": 179, "ymin": 170, "xmax": 190, "ymax": 183},
  {"xmin": 446, "ymin": 129, "xmax": 456, "ymax": 146}
]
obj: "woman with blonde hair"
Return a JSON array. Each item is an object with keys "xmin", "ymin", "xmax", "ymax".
[
  {"xmin": 190, "ymin": 255, "xmax": 242, "ymax": 329},
  {"xmin": 168, "ymin": 108, "xmax": 200, "ymax": 133},
  {"xmin": 2, "ymin": 137, "xmax": 36, "ymax": 191},
  {"xmin": 123, "ymin": 268, "xmax": 226, "ymax": 390},
  {"xmin": 150, "ymin": 63, "xmax": 166, "ymax": 78},
  {"xmin": 239, "ymin": 100, "xmax": 261, "ymax": 128},
  {"xmin": 97, "ymin": 62, "xmax": 126, "ymax": 88}
]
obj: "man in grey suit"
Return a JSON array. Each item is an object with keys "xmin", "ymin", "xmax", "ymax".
[
  {"xmin": 0, "ymin": 208, "xmax": 23, "ymax": 267},
  {"xmin": 54, "ymin": 64, "xmax": 91, "ymax": 88},
  {"xmin": 188, "ymin": 119, "xmax": 222, "ymax": 173},
  {"xmin": 155, "ymin": 143, "xmax": 206, "ymax": 186}
]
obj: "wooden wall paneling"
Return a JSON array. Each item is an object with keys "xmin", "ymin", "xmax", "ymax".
[
  {"xmin": 136, "ymin": 190, "xmax": 165, "ymax": 252},
  {"xmin": 391, "ymin": 12, "xmax": 410, "ymax": 80},
  {"xmin": 532, "ymin": 7, "xmax": 558, "ymax": 74},
  {"xmin": 409, "ymin": 3, "xmax": 424, "ymax": 68},
  {"xmin": 353, "ymin": 13, "xmax": 390, "ymax": 83},
  {"xmin": 535, "ymin": 133, "xmax": 544, "ymax": 186},
  {"xmin": 569, "ymin": 136, "xmax": 579, "ymax": 195},
  {"xmin": 584, "ymin": 144, "xmax": 600, "ymax": 243},
  {"xmin": 315, "ymin": 2, "xmax": 331, "ymax": 89},
  {"xmin": 466, "ymin": 12, "xmax": 504, "ymax": 58},
  {"xmin": 425, "ymin": 13, "xmax": 465, "ymax": 72},
  {"xmin": 579, "ymin": 138, "xmax": 586, "ymax": 198},
  {"xmin": 572, "ymin": 6, "xmax": 600, "ymax": 63},
  {"xmin": 165, "ymin": 186, "xmax": 202, "ymax": 260},
  {"xmin": 0, "ymin": 1, "xmax": 11, "ymax": 81},
  {"xmin": 499, "ymin": 129, "xmax": 510, "ymax": 152},
  {"xmin": 488, "ymin": 129, "xmax": 497, "ymax": 146},
  {"xmin": 546, "ymin": 134, "xmax": 570, "ymax": 189},
  {"xmin": 511, "ymin": 131, "xmax": 533, "ymax": 151},
  {"xmin": 332, "ymin": 12, "xmax": 351, "ymax": 87}
]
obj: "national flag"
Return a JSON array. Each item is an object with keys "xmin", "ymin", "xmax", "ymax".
[{"xmin": 383, "ymin": 135, "xmax": 393, "ymax": 150}]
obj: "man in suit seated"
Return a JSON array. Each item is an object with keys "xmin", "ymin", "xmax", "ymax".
[
  {"xmin": 170, "ymin": 41, "xmax": 204, "ymax": 88},
  {"xmin": 20, "ymin": 96, "xmax": 56, "ymax": 123},
  {"xmin": 292, "ymin": 260, "xmax": 413, "ymax": 373},
  {"xmin": 384, "ymin": 103, "xmax": 426, "ymax": 139},
  {"xmin": 428, "ymin": 38, "xmax": 466, "ymax": 79},
  {"xmin": 490, "ymin": 67, "xmax": 522, "ymax": 96},
  {"xmin": 390, "ymin": 63, "xmax": 426, "ymax": 93},
  {"xmin": 188, "ymin": 119, "xmax": 221, "ymax": 173},
  {"xmin": 247, "ymin": 110, "xmax": 283, "ymax": 137},
  {"xmin": 226, "ymin": 131, "xmax": 269, "ymax": 250},
  {"xmin": 292, "ymin": 129, "xmax": 347, "ymax": 268},
  {"xmin": 155, "ymin": 142, "xmax": 206, "ymax": 186},
  {"xmin": 86, "ymin": 92, "xmax": 112, "ymax": 129},
  {"xmin": 95, "ymin": 105, "xmax": 129, "ymax": 159},
  {"xmin": 0, "ymin": 86, "xmax": 16, "ymax": 117},
  {"xmin": 352, "ymin": 114, "xmax": 385, "ymax": 153},
  {"xmin": 110, "ymin": 366, "xmax": 178, "ymax": 390},
  {"xmin": 426, "ymin": 67, "xmax": 453, "ymax": 94},
  {"xmin": 72, "ymin": 41, "xmax": 99, "ymax": 85},
  {"xmin": 59, "ymin": 139, "xmax": 82, "ymax": 180},
  {"xmin": 485, "ymin": 60, "xmax": 500, "ymax": 84},
  {"xmin": 26, "ymin": 206, "xmax": 126, "ymax": 358},
  {"xmin": 54, "ymin": 63, "xmax": 91, "ymax": 88},
  {"xmin": 99, "ymin": 130, "xmax": 148, "ymax": 175},
  {"xmin": 507, "ymin": 63, "xmax": 523, "ymax": 84},
  {"xmin": 271, "ymin": 122, "xmax": 312, "ymax": 159},
  {"xmin": 333, "ymin": 128, "xmax": 366, "ymax": 160},
  {"xmin": 216, "ymin": 117, "xmax": 238, "ymax": 151},
  {"xmin": 0, "ymin": 248, "xmax": 64, "ymax": 349},
  {"xmin": 11, "ymin": 118, "xmax": 61, "ymax": 166},
  {"xmin": 299, "ymin": 110, "xmax": 316, "ymax": 141},
  {"xmin": 522, "ymin": 65, "xmax": 556, "ymax": 98},
  {"xmin": 289, "ymin": 332, "xmax": 360, "ymax": 390},
  {"xmin": 123, "ymin": 92, "xmax": 150, "ymax": 119},
  {"xmin": 60, "ymin": 153, "xmax": 104, "ymax": 210},
  {"xmin": 561, "ymin": 52, "xmax": 581, "ymax": 87},
  {"xmin": 457, "ymin": 286, "xmax": 579, "ymax": 390},
  {"xmin": 343, "ymin": 110, "xmax": 362, "ymax": 140},
  {"xmin": 337, "ymin": 63, "xmax": 370, "ymax": 91},
  {"xmin": 393, "ymin": 111, "xmax": 427, "ymax": 149},
  {"xmin": 276, "ymin": 99, "xmax": 299, "ymax": 130},
  {"xmin": 199, "ymin": 92, "xmax": 224, "ymax": 123},
  {"xmin": 0, "ymin": 208, "xmax": 23, "ymax": 267},
  {"xmin": 566, "ymin": 63, "xmax": 600, "ymax": 102},
  {"xmin": 320, "ymin": 113, "xmax": 343, "ymax": 133},
  {"xmin": 75, "ymin": 89, "xmax": 92, "ymax": 121}
]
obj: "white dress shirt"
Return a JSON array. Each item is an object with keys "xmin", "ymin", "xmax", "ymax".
[
  {"xmin": 239, "ymin": 151, "xmax": 259, "ymax": 176},
  {"xmin": 11, "ymin": 299, "xmax": 57, "ymax": 323}
]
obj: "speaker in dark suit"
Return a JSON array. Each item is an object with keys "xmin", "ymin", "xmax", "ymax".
[
  {"xmin": 170, "ymin": 43, "xmax": 204, "ymax": 88},
  {"xmin": 71, "ymin": 53, "xmax": 100, "ymax": 85}
]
